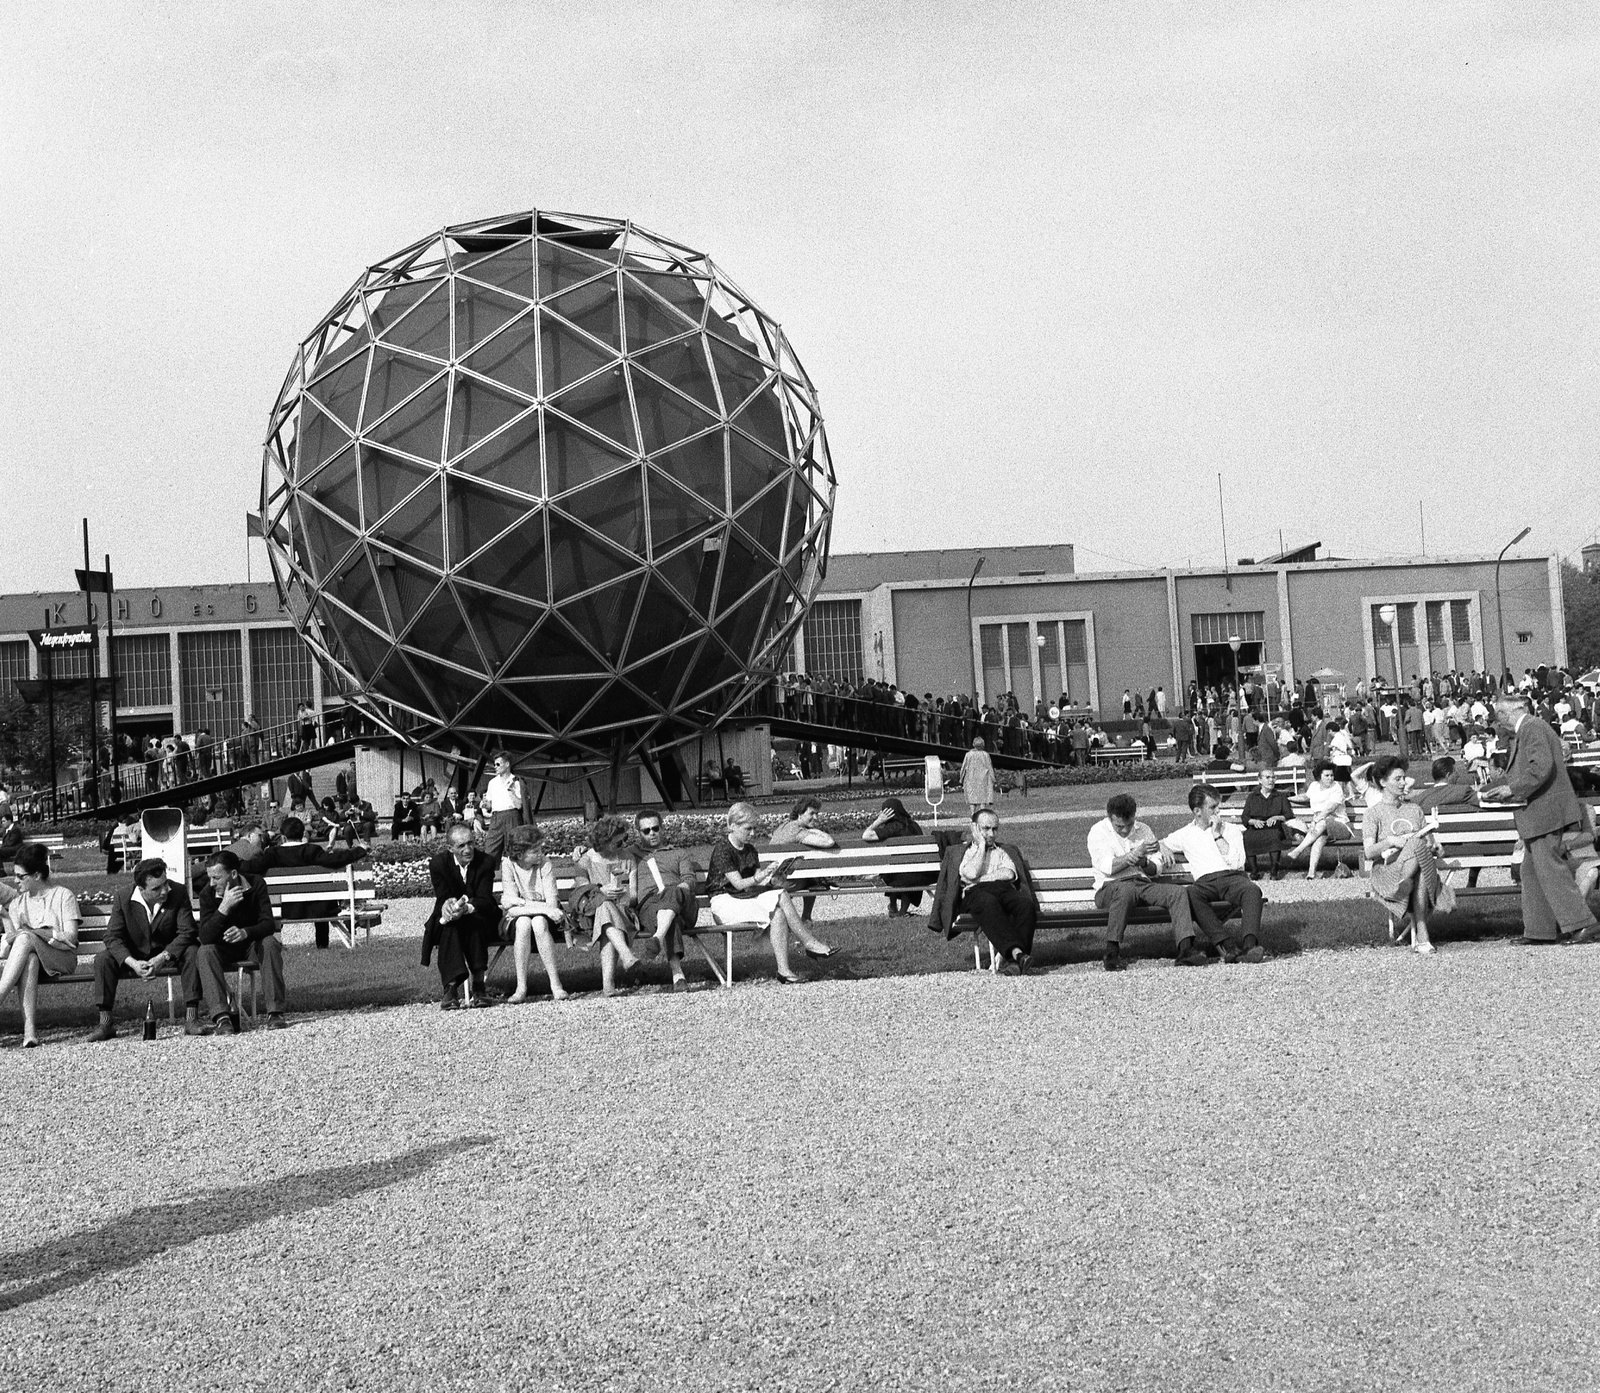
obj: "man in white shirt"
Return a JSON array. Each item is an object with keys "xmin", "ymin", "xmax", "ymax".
[
  {"xmin": 1087, "ymin": 793, "xmax": 1208, "ymax": 972},
  {"xmin": 1162, "ymin": 785, "xmax": 1267, "ymax": 963},
  {"xmin": 481, "ymin": 753, "xmax": 525, "ymax": 861}
]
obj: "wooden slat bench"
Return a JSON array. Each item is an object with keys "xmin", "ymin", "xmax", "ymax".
[
  {"xmin": 114, "ymin": 827, "xmax": 230, "ymax": 872},
  {"xmin": 40, "ymin": 905, "xmax": 261, "ymax": 1025},
  {"xmin": 1198, "ymin": 767, "xmax": 1309, "ymax": 799},
  {"xmin": 263, "ymin": 865, "xmax": 386, "ymax": 950},
  {"xmin": 1090, "ymin": 746, "xmax": 1148, "ymax": 765}
]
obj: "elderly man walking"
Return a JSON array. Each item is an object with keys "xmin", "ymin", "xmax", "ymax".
[
  {"xmin": 1485, "ymin": 694, "xmax": 1600, "ymax": 945},
  {"xmin": 960, "ymin": 737, "xmax": 997, "ymax": 812}
]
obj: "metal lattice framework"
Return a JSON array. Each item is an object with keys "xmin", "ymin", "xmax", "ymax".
[{"xmin": 259, "ymin": 210, "xmax": 835, "ymax": 764}]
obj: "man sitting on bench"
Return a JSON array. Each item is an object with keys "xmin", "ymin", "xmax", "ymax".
[
  {"xmin": 1088, "ymin": 793, "xmax": 1210, "ymax": 971},
  {"xmin": 88, "ymin": 857, "xmax": 201, "ymax": 1041},
  {"xmin": 930, "ymin": 809, "xmax": 1040, "ymax": 976},
  {"xmin": 196, "ymin": 850, "xmax": 284, "ymax": 1034},
  {"xmin": 1160, "ymin": 785, "xmax": 1267, "ymax": 964},
  {"xmin": 242, "ymin": 815, "xmax": 368, "ymax": 950}
]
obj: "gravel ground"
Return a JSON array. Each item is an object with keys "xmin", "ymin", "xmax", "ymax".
[{"xmin": 7, "ymin": 931, "xmax": 1599, "ymax": 1392}]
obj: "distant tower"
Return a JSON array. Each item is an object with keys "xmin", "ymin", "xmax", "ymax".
[{"xmin": 1584, "ymin": 542, "xmax": 1600, "ymax": 577}]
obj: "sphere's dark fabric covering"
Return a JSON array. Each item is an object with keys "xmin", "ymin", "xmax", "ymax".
[{"xmin": 261, "ymin": 212, "xmax": 834, "ymax": 760}]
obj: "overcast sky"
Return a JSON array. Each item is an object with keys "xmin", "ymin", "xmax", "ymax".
[{"xmin": 3, "ymin": 1, "xmax": 1596, "ymax": 595}]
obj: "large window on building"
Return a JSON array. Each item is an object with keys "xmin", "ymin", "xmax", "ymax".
[
  {"xmin": 1191, "ymin": 611, "xmax": 1265, "ymax": 690},
  {"xmin": 112, "ymin": 633, "xmax": 172, "ymax": 708},
  {"xmin": 0, "ymin": 640, "xmax": 27, "ymax": 698},
  {"xmin": 977, "ymin": 616, "xmax": 1093, "ymax": 709},
  {"xmin": 251, "ymin": 627, "xmax": 315, "ymax": 730},
  {"xmin": 178, "ymin": 630, "xmax": 244, "ymax": 738},
  {"xmin": 1368, "ymin": 595, "xmax": 1477, "ymax": 687},
  {"xmin": 802, "ymin": 599, "xmax": 864, "ymax": 685}
]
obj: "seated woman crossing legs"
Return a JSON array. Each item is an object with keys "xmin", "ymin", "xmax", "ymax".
[
  {"xmin": 571, "ymin": 817, "xmax": 646, "ymax": 997},
  {"xmin": 1363, "ymin": 754, "xmax": 1453, "ymax": 955},
  {"xmin": 1289, "ymin": 761, "xmax": 1356, "ymax": 879},
  {"xmin": 498, "ymin": 826, "xmax": 568, "ymax": 1002},
  {"xmin": 706, "ymin": 803, "xmax": 832, "ymax": 984}
]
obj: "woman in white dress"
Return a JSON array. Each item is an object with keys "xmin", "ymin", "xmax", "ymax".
[
  {"xmin": 0, "ymin": 843, "xmax": 81, "ymax": 1047},
  {"xmin": 499, "ymin": 826, "xmax": 567, "ymax": 1003},
  {"xmin": 1288, "ymin": 761, "xmax": 1356, "ymax": 879}
]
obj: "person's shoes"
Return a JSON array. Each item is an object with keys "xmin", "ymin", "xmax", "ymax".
[
  {"xmin": 1567, "ymin": 924, "xmax": 1600, "ymax": 944},
  {"xmin": 22, "ymin": 1036, "xmax": 39, "ymax": 1049},
  {"xmin": 1174, "ymin": 947, "xmax": 1212, "ymax": 967},
  {"xmin": 265, "ymin": 1013, "xmax": 288, "ymax": 1030},
  {"xmin": 184, "ymin": 1015, "xmax": 209, "ymax": 1036},
  {"xmin": 1271, "ymin": 868, "xmax": 1286, "ymax": 881},
  {"xmin": 636, "ymin": 937, "xmax": 662, "ymax": 960},
  {"xmin": 805, "ymin": 945, "xmax": 834, "ymax": 960},
  {"xmin": 670, "ymin": 977, "xmax": 689, "ymax": 992},
  {"xmin": 1216, "ymin": 939, "xmax": 1243, "ymax": 964},
  {"xmin": 212, "ymin": 1014, "xmax": 237, "ymax": 1036},
  {"xmin": 87, "ymin": 1014, "xmax": 116, "ymax": 1043},
  {"xmin": 996, "ymin": 957, "xmax": 1022, "ymax": 977},
  {"xmin": 1103, "ymin": 944, "xmax": 1127, "ymax": 972},
  {"xmin": 1518, "ymin": 935, "xmax": 1562, "ymax": 946},
  {"xmin": 1239, "ymin": 944, "xmax": 1267, "ymax": 964},
  {"xmin": 1333, "ymin": 863, "xmax": 1354, "ymax": 879},
  {"xmin": 1412, "ymin": 941, "xmax": 1437, "ymax": 955},
  {"xmin": 440, "ymin": 990, "xmax": 462, "ymax": 1011},
  {"xmin": 775, "ymin": 972, "xmax": 802, "ymax": 985}
]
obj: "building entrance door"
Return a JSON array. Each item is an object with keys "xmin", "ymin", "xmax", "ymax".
[{"xmin": 1194, "ymin": 641, "xmax": 1262, "ymax": 694}]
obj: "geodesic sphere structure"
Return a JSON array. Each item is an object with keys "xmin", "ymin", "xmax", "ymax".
[{"xmin": 259, "ymin": 210, "xmax": 835, "ymax": 763}]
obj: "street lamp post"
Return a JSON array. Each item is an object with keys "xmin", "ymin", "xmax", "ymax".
[
  {"xmin": 1227, "ymin": 635, "xmax": 1242, "ymax": 709},
  {"xmin": 1494, "ymin": 526, "xmax": 1531, "ymax": 690},
  {"xmin": 965, "ymin": 555, "xmax": 986, "ymax": 701}
]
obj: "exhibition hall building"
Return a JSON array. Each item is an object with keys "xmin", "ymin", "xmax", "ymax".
[{"xmin": 0, "ymin": 541, "xmax": 1568, "ymax": 744}]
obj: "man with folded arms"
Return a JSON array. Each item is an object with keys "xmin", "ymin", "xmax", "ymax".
[
  {"xmin": 88, "ymin": 858, "xmax": 201, "ymax": 1040},
  {"xmin": 195, "ymin": 850, "xmax": 284, "ymax": 1033},
  {"xmin": 930, "ymin": 809, "xmax": 1040, "ymax": 976},
  {"xmin": 1161, "ymin": 785, "xmax": 1267, "ymax": 964},
  {"xmin": 1087, "ymin": 792, "xmax": 1209, "ymax": 971}
]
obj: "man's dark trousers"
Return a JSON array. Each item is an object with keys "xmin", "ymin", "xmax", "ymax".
[
  {"xmin": 197, "ymin": 936, "xmax": 286, "ymax": 1014},
  {"xmin": 1186, "ymin": 871, "xmax": 1262, "ymax": 944},
  {"xmin": 959, "ymin": 882, "xmax": 1036, "ymax": 960},
  {"xmin": 93, "ymin": 947, "xmax": 200, "ymax": 1012}
]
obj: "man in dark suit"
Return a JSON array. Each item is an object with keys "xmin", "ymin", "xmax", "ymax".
[
  {"xmin": 242, "ymin": 815, "xmax": 368, "ymax": 949},
  {"xmin": 195, "ymin": 850, "xmax": 283, "ymax": 1033},
  {"xmin": 422, "ymin": 822, "xmax": 499, "ymax": 1008},
  {"xmin": 1485, "ymin": 694, "xmax": 1600, "ymax": 944},
  {"xmin": 929, "ymin": 809, "xmax": 1040, "ymax": 976},
  {"xmin": 1414, "ymin": 757, "xmax": 1480, "ymax": 812},
  {"xmin": 88, "ymin": 858, "xmax": 200, "ymax": 1041}
]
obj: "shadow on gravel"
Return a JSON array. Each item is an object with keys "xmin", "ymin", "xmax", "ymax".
[{"xmin": 0, "ymin": 1134, "xmax": 495, "ymax": 1313}]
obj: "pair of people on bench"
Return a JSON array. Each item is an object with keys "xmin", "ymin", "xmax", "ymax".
[
  {"xmin": 88, "ymin": 851, "xmax": 287, "ymax": 1039},
  {"xmin": 1089, "ymin": 788, "xmax": 1267, "ymax": 971}
]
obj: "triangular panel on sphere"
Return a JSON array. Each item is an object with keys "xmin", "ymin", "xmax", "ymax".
[
  {"xmin": 542, "ymin": 412, "xmax": 633, "ymax": 495},
  {"xmin": 371, "ymin": 552, "xmax": 442, "ymax": 633},
  {"xmin": 454, "ymin": 282, "xmax": 529, "ymax": 353},
  {"xmin": 297, "ymin": 398, "xmax": 353, "ymax": 481},
  {"xmin": 540, "ymin": 311, "xmax": 617, "ymax": 396},
  {"xmin": 358, "ymin": 446, "xmax": 436, "ymax": 525},
  {"xmin": 452, "ymin": 583, "xmax": 543, "ymax": 671},
  {"xmin": 555, "ymin": 466, "xmax": 646, "ymax": 554},
  {"xmin": 553, "ymin": 571, "xmax": 643, "ymax": 666},
  {"xmin": 707, "ymin": 336, "xmax": 769, "ymax": 416},
  {"xmin": 545, "ymin": 368, "xmax": 635, "ymax": 453},
  {"xmin": 712, "ymin": 529, "xmax": 769, "ymax": 619},
  {"xmin": 443, "ymin": 476, "xmax": 537, "ymax": 566},
  {"xmin": 633, "ymin": 337, "xmax": 719, "ymax": 411},
  {"xmin": 621, "ymin": 276, "xmax": 697, "ymax": 351},
  {"xmin": 645, "ymin": 466, "xmax": 719, "ymax": 558},
  {"xmin": 513, "ymin": 676, "xmax": 605, "ymax": 733},
  {"xmin": 502, "ymin": 614, "xmax": 606, "ymax": 679},
  {"xmin": 454, "ymin": 511, "xmax": 548, "ymax": 603},
  {"xmin": 537, "ymin": 239, "xmax": 617, "ymax": 299},
  {"xmin": 624, "ymin": 270, "xmax": 711, "ymax": 327},
  {"xmin": 362, "ymin": 356, "xmax": 439, "ymax": 427},
  {"xmin": 630, "ymin": 371, "xmax": 718, "ymax": 455},
  {"xmin": 379, "ymin": 282, "xmax": 452, "ymax": 358},
  {"xmin": 462, "ymin": 316, "xmax": 538, "ymax": 401},
  {"xmin": 622, "ymin": 635, "xmax": 702, "ymax": 710},
  {"xmin": 367, "ymin": 278, "xmax": 444, "ymax": 337},
  {"xmin": 543, "ymin": 275, "xmax": 621, "ymax": 348},
  {"xmin": 727, "ymin": 426, "xmax": 788, "ymax": 513},
  {"xmin": 622, "ymin": 575, "xmax": 699, "ymax": 666},
  {"xmin": 371, "ymin": 479, "xmax": 446, "ymax": 570},
  {"xmin": 653, "ymin": 537, "xmax": 721, "ymax": 620},
  {"xmin": 450, "ymin": 411, "xmax": 542, "ymax": 496},
  {"xmin": 366, "ymin": 376, "xmax": 449, "ymax": 463},
  {"xmin": 448, "ymin": 378, "xmax": 530, "ymax": 459},
  {"xmin": 731, "ymin": 386, "xmax": 790, "ymax": 459},
  {"xmin": 303, "ymin": 444, "xmax": 363, "ymax": 528},
  {"xmin": 399, "ymin": 585, "xmax": 486, "ymax": 675},
  {"xmin": 732, "ymin": 474, "xmax": 790, "ymax": 563},
  {"xmin": 459, "ymin": 241, "xmax": 537, "ymax": 297},
  {"xmin": 649, "ymin": 429, "xmax": 727, "ymax": 512},
  {"xmin": 307, "ymin": 348, "xmax": 369, "ymax": 429}
]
